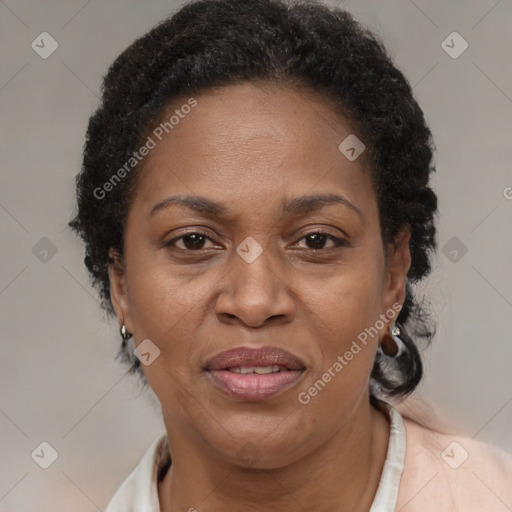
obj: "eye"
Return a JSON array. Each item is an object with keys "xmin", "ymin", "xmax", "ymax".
[
  {"xmin": 165, "ymin": 231, "xmax": 219, "ymax": 251},
  {"xmin": 294, "ymin": 231, "xmax": 348, "ymax": 251}
]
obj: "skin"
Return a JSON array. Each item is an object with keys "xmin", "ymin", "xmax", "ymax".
[{"xmin": 108, "ymin": 82, "xmax": 411, "ymax": 512}]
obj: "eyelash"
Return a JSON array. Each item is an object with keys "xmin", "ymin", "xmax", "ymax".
[{"xmin": 164, "ymin": 230, "xmax": 348, "ymax": 253}]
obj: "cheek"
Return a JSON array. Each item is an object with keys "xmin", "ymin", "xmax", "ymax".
[
  {"xmin": 295, "ymin": 275, "xmax": 381, "ymax": 428},
  {"xmin": 309, "ymin": 256, "xmax": 384, "ymax": 343},
  {"xmin": 301, "ymin": 252, "xmax": 383, "ymax": 391},
  {"xmin": 123, "ymin": 252, "xmax": 210, "ymax": 393},
  {"xmin": 126, "ymin": 250, "xmax": 208, "ymax": 337},
  {"xmin": 124, "ymin": 260, "xmax": 207, "ymax": 416}
]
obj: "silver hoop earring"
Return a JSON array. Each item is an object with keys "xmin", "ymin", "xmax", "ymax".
[
  {"xmin": 120, "ymin": 324, "xmax": 132, "ymax": 341},
  {"xmin": 378, "ymin": 323, "xmax": 406, "ymax": 358},
  {"xmin": 390, "ymin": 324, "xmax": 406, "ymax": 357}
]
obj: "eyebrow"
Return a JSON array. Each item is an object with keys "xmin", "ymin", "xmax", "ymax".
[
  {"xmin": 149, "ymin": 193, "xmax": 364, "ymax": 220},
  {"xmin": 149, "ymin": 195, "xmax": 229, "ymax": 218},
  {"xmin": 282, "ymin": 193, "xmax": 363, "ymax": 219}
]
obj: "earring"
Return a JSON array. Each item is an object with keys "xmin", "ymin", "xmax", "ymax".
[
  {"xmin": 120, "ymin": 324, "xmax": 132, "ymax": 341},
  {"xmin": 378, "ymin": 323, "xmax": 406, "ymax": 357}
]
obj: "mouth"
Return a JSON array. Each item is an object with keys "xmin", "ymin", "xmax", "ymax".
[{"xmin": 204, "ymin": 346, "xmax": 306, "ymax": 401}]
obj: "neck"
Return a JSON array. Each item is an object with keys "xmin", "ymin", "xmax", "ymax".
[{"xmin": 158, "ymin": 398, "xmax": 390, "ymax": 512}]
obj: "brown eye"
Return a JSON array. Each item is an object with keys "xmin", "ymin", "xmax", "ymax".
[
  {"xmin": 296, "ymin": 232, "xmax": 348, "ymax": 251},
  {"xmin": 166, "ymin": 232, "xmax": 217, "ymax": 251},
  {"xmin": 180, "ymin": 233, "xmax": 207, "ymax": 250},
  {"xmin": 305, "ymin": 233, "xmax": 328, "ymax": 249}
]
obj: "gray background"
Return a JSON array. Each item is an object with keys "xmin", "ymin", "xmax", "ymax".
[{"xmin": 1, "ymin": 0, "xmax": 511, "ymax": 510}]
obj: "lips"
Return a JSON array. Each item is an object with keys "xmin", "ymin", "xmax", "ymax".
[
  {"xmin": 205, "ymin": 346, "xmax": 305, "ymax": 371},
  {"xmin": 204, "ymin": 346, "xmax": 306, "ymax": 401}
]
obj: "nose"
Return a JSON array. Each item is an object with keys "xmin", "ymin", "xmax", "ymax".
[{"xmin": 215, "ymin": 246, "xmax": 296, "ymax": 328}]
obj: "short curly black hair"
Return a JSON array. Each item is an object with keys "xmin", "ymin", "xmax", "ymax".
[{"xmin": 69, "ymin": 0, "xmax": 438, "ymax": 400}]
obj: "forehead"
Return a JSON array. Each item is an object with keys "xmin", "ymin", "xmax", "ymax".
[{"xmin": 130, "ymin": 82, "xmax": 376, "ymax": 220}]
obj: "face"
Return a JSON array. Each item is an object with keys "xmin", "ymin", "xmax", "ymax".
[{"xmin": 109, "ymin": 82, "xmax": 410, "ymax": 468}]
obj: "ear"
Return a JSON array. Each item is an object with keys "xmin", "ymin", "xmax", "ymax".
[
  {"xmin": 107, "ymin": 248, "xmax": 133, "ymax": 333},
  {"xmin": 382, "ymin": 226, "xmax": 411, "ymax": 315}
]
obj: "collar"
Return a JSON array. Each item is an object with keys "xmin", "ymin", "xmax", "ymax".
[{"xmin": 370, "ymin": 402, "xmax": 407, "ymax": 511}]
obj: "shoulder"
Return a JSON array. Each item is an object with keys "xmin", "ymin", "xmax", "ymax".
[{"xmin": 396, "ymin": 414, "xmax": 512, "ymax": 511}]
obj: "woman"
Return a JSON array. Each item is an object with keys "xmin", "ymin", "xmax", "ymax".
[{"xmin": 69, "ymin": 0, "xmax": 512, "ymax": 510}]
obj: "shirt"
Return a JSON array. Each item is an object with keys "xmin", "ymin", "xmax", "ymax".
[{"xmin": 104, "ymin": 403, "xmax": 512, "ymax": 511}]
